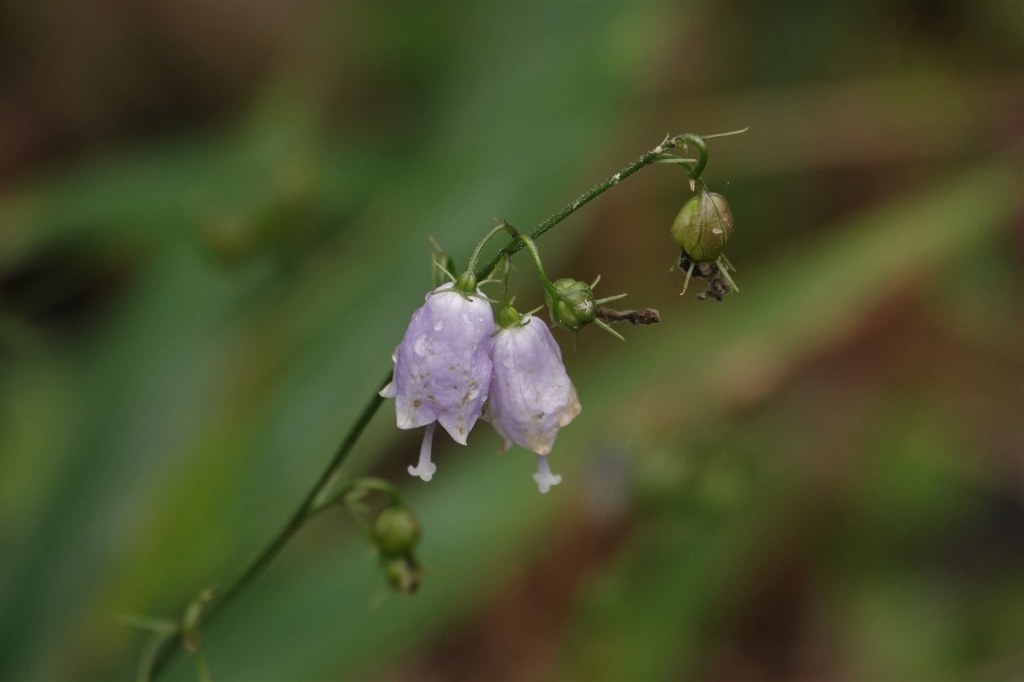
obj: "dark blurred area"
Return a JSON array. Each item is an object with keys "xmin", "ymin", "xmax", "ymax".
[{"xmin": 0, "ymin": 1, "xmax": 1021, "ymax": 681}]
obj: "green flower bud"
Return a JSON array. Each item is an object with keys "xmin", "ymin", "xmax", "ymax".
[
  {"xmin": 381, "ymin": 555, "xmax": 422, "ymax": 595},
  {"xmin": 670, "ymin": 191, "xmax": 734, "ymax": 262},
  {"xmin": 454, "ymin": 270, "xmax": 478, "ymax": 295},
  {"xmin": 370, "ymin": 506, "xmax": 422, "ymax": 557},
  {"xmin": 497, "ymin": 303, "xmax": 522, "ymax": 329},
  {"xmin": 544, "ymin": 278, "xmax": 596, "ymax": 333}
]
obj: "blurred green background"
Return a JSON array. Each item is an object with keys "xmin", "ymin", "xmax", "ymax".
[{"xmin": 0, "ymin": 1, "xmax": 1022, "ymax": 680}]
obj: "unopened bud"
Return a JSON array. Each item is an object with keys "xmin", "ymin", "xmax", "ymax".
[
  {"xmin": 544, "ymin": 278, "xmax": 596, "ymax": 332},
  {"xmin": 370, "ymin": 506, "xmax": 421, "ymax": 557}
]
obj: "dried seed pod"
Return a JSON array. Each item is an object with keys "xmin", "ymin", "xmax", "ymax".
[{"xmin": 670, "ymin": 191, "xmax": 734, "ymax": 262}]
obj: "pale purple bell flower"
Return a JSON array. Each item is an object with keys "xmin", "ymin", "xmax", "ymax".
[
  {"xmin": 381, "ymin": 282, "xmax": 495, "ymax": 481},
  {"xmin": 483, "ymin": 312, "xmax": 581, "ymax": 493}
]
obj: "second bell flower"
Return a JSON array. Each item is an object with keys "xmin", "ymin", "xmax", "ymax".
[{"xmin": 484, "ymin": 305, "xmax": 581, "ymax": 492}]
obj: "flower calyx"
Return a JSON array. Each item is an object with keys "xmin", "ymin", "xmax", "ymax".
[
  {"xmin": 431, "ymin": 224, "xmax": 512, "ymax": 300},
  {"xmin": 676, "ymin": 252, "xmax": 738, "ymax": 302},
  {"xmin": 454, "ymin": 270, "xmax": 478, "ymax": 296},
  {"xmin": 497, "ymin": 303, "xmax": 522, "ymax": 329}
]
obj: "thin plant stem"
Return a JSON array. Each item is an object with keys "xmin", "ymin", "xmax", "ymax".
[
  {"xmin": 466, "ymin": 223, "xmax": 512, "ymax": 274},
  {"xmin": 193, "ymin": 649, "xmax": 212, "ymax": 682},
  {"xmin": 147, "ymin": 378, "xmax": 390, "ymax": 678},
  {"xmin": 145, "ymin": 132, "xmax": 707, "ymax": 679},
  {"xmin": 474, "ymin": 133, "xmax": 700, "ymax": 280},
  {"xmin": 516, "ymin": 234, "xmax": 557, "ymax": 297}
]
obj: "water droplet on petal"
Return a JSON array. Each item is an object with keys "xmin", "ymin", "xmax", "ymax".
[
  {"xmin": 434, "ymin": 319, "xmax": 444, "ymax": 331},
  {"xmin": 414, "ymin": 335, "xmax": 429, "ymax": 356}
]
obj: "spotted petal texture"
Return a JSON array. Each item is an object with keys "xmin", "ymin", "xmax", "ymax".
[
  {"xmin": 484, "ymin": 316, "xmax": 581, "ymax": 455},
  {"xmin": 381, "ymin": 283, "xmax": 494, "ymax": 444}
]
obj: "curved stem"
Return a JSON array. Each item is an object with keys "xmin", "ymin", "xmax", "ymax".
[
  {"xmin": 676, "ymin": 133, "xmax": 707, "ymax": 180},
  {"xmin": 145, "ymin": 133, "xmax": 700, "ymax": 680},
  {"xmin": 346, "ymin": 477, "xmax": 403, "ymax": 506},
  {"xmin": 466, "ymin": 223, "xmax": 513, "ymax": 275},
  {"xmin": 517, "ymin": 235, "xmax": 557, "ymax": 297},
  {"xmin": 500, "ymin": 253, "xmax": 512, "ymax": 307}
]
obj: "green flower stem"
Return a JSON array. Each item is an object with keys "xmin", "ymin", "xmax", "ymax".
[
  {"xmin": 145, "ymin": 133, "xmax": 703, "ymax": 680},
  {"xmin": 677, "ymin": 134, "xmax": 707, "ymax": 180},
  {"xmin": 516, "ymin": 234, "xmax": 558, "ymax": 298},
  {"xmin": 467, "ymin": 223, "xmax": 514, "ymax": 275}
]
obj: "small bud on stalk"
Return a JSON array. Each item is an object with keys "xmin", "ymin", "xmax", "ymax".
[
  {"xmin": 517, "ymin": 234, "xmax": 628, "ymax": 342},
  {"xmin": 370, "ymin": 506, "xmax": 422, "ymax": 556},
  {"xmin": 374, "ymin": 504, "xmax": 423, "ymax": 594},
  {"xmin": 544, "ymin": 278, "xmax": 597, "ymax": 333},
  {"xmin": 341, "ymin": 479, "xmax": 425, "ymax": 595}
]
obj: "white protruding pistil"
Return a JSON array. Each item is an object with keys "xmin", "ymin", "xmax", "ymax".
[
  {"xmin": 533, "ymin": 454, "xmax": 562, "ymax": 494},
  {"xmin": 409, "ymin": 422, "xmax": 437, "ymax": 481}
]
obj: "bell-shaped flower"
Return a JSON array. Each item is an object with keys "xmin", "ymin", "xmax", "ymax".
[
  {"xmin": 381, "ymin": 282, "xmax": 494, "ymax": 480},
  {"xmin": 483, "ymin": 304, "xmax": 581, "ymax": 493},
  {"xmin": 381, "ymin": 225, "xmax": 511, "ymax": 482}
]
